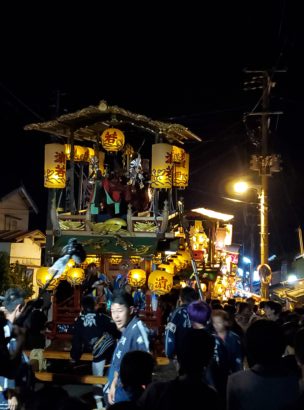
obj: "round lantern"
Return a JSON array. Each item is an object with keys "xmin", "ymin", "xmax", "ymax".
[
  {"xmin": 66, "ymin": 268, "xmax": 85, "ymax": 286},
  {"xmin": 158, "ymin": 262, "xmax": 175, "ymax": 275},
  {"xmin": 173, "ymin": 153, "xmax": 189, "ymax": 188},
  {"xmin": 44, "ymin": 144, "xmax": 66, "ymax": 189},
  {"xmin": 36, "ymin": 267, "xmax": 60, "ymax": 291},
  {"xmin": 148, "ymin": 270, "xmax": 173, "ymax": 295},
  {"xmin": 127, "ymin": 269, "xmax": 146, "ymax": 287},
  {"xmin": 151, "ymin": 143, "xmax": 173, "ymax": 189},
  {"xmin": 101, "ymin": 128, "xmax": 125, "ymax": 152}
]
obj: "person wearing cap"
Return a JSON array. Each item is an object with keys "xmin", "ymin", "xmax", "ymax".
[
  {"xmin": 0, "ymin": 288, "xmax": 28, "ymax": 410},
  {"xmin": 104, "ymin": 289, "xmax": 150, "ymax": 406}
]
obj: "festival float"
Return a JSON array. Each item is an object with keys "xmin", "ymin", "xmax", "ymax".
[{"xmin": 25, "ymin": 100, "xmax": 202, "ymax": 341}]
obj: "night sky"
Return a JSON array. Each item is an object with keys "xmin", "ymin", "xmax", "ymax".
[{"xmin": 1, "ymin": 2, "xmax": 303, "ymax": 266}]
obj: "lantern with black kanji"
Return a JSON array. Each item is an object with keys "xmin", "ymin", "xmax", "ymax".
[
  {"xmin": 173, "ymin": 153, "xmax": 190, "ymax": 188},
  {"xmin": 44, "ymin": 144, "xmax": 66, "ymax": 188},
  {"xmin": 148, "ymin": 270, "xmax": 173, "ymax": 295},
  {"xmin": 151, "ymin": 143, "xmax": 173, "ymax": 189},
  {"xmin": 36, "ymin": 267, "xmax": 60, "ymax": 291},
  {"xmin": 127, "ymin": 269, "xmax": 146, "ymax": 287},
  {"xmin": 101, "ymin": 128, "xmax": 125, "ymax": 152}
]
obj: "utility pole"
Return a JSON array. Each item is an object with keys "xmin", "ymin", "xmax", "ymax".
[{"xmin": 244, "ymin": 69, "xmax": 284, "ymax": 299}]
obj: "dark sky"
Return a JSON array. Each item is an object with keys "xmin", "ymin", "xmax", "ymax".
[{"xmin": 1, "ymin": 2, "xmax": 303, "ymax": 263}]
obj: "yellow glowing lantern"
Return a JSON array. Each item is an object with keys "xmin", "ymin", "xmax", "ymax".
[
  {"xmin": 172, "ymin": 146, "xmax": 185, "ymax": 163},
  {"xmin": 64, "ymin": 145, "xmax": 86, "ymax": 161},
  {"xmin": 158, "ymin": 262, "xmax": 175, "ymax": 275},
  {"xmin": 176, "ymin": 250, "xmax": 192, "ymax": 264},
  {"xmin": 84, "ymin": 147, "xmax": 95, "ymax": 162},
  {"xmin": 44, "ymin": 144, "xmax": 66, "ymax": 188},
  {"xmin": 148, "ymin": 270, "xmax": 173, "ymax": 295},
  {"xmin": 101, "ymin": 128, "xmax": 125, "ymax": 152},
  {"xmin": 151, "ymin": 143, "xmax": 173, "ymax": 189},
  {"xmin": 66, "ymin": 268, "xmax": 85, "ymax": 286},
  {"xmin": 61, "ymin": 259, "xmax": 76, "ymax": 281},
  {"xmin": 127, "ymin": 269, "xmax": 146, "ymax": 287},
  {"xmin": 36, "ymin": 267, "xmax": 60, "ymax": 290},
  {"xmin": 167, "ymin": 256, "xmax": 182, "ymax": 271},
  {"xmin": 173, "ymin": 153, "xmax": 189, "ymax": 188}
]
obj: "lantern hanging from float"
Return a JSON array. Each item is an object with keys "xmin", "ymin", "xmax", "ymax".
[
  {"xmin": 64, "ymin": 145, "xmax": 86, "ymax": 162},
  {"xmin": 101, "ymin": 128, "xmax": 125, "ymax": 152},
  {"xmin": 83, "ymin": 147, "xmax": 95, "ymax": 162},
  {"xmin": 151, "ymin": 143, "xmax": 173, "ymax": 189},
  {"xmin": 172, "ymin": 146, "xmax": 185, "ymax": 163},
  {"xmin": 148, "ymin": 270, "xmax": 173, "ymax": 295},
  {"xmin": 127, "ymin": 268, "xmax": 146, "ymax": 287},
  {"xmin": 66, "ymin": 267, "xmax": 85, "ymax": 286},
  {"xmin": 158, "ymin": 262, "xmax": 175, "ymax": 275},
  {"xmin": 173, "ymin": 153, "xmax": 189, "ymax": 188},
  {"xmin": 44, "ymin": 144, "xmax": 66, "ymax": 189},
  {"xmin": 36, "ymin": 267, "xmax": 60, "ymax": 291}
]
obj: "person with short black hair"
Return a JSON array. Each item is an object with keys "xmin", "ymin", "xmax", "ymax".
[
  {"xmin": 227, "ymin": 319, "xmax": 299, "ymax": 410},
  {"xmin": 104, "ymin": 289, "xmax": 150, "ymax": 406},
  {"xmin": 137, "ymin": 328, "xmax": 221, "ymax": 410},
  {"xmin": 164, "ymin": 287, "xmax": 198, "ymax": 360}
]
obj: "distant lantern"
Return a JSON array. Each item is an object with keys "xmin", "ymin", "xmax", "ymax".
[
  {"xmin": 64, "ymin": 145, "xmax": 86, "ymax": 161},
  {"xmin": 127, "ymin": 269, "xmax": 146, "ymax": 287},
  {"xmin": 84, "ymin": 147, "xmax": 95, "ymax": 162},
  {"xmin": 44, "ymin": 144, "xmax": 66, "ymax": 189},
  {"xmin": 158, "ymin": 262, "xmax": 175, "ymax": 275},
  {"xmin": 148, "ymin": 270, "xmax": 173, "ymax": 295},
  {"xmin": 36, "ymin": 267, "xmax": 60, "ymax": 291},
  {"xmin": 173, "ymin": 153, "xmax": 190, "ymax": 188},
  {"xmin": 151, "ymin": 143, "xmax": 173, "ymax": 189},
  {"xmin": 66, "ymin": 268, "xmax": 85, "ymax": 286},
  {"xmin": 101, "ymin": 128, "xmax": 125, "ymax": 152}
]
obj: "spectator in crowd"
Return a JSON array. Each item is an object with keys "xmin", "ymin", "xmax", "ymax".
[
  {"xmin": 264, "ymin": 300, "xmax": 283, "ymax": 325},
  {"xmin": 137, "ymin": 328, "xmax": 221, "ymax": 410},
  {"xmin": 108, "ymin": 350, "xmax": 155, "ymax": 409},
  {"xmin": 0, "ymin": 288, "xmax": 32, "ymax": 410},
  {"xmin": 211, "ymin": 309, "xmax": 243, "ymax": 373},
  {"xmin": 227, "ymin": 319, "xmax": 299, "ymax": 410},
  {"xmin": 187, "ymin": 300, "xmax": 229, "ymax": 404},
  {"xmin": 164, "ymin": 287, "xmax": 198, "ymax": 361}
]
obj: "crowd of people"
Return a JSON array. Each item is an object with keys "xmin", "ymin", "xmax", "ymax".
[{"xmin": 2, "ymin": 275, "xmax": 304, "ymax": 409}]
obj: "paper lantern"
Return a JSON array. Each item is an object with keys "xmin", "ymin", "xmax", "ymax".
[
  {"xmin": 36, "ymin": 267, "xmax": 60, "ymax": 290},
  {"xmin": 173, "ymin": 153, "xmax": 189, "ymax": 188},
  {"xmin": 66, "ymin": 268, "xmax": 85, "ymax": 286},
  {"xmin": 83, "ymin": 147, "xmax": 95, "ymax": 162},
  {"xmin": 158, "ymin": 262, "xmax": 175, "ymax": 275},
  {"xmin": 151, "ymin": 143, "xmax": 173, "ymax": 189},
  {"xmin": 64, "ymin": 145, "xmax": 86, "ymax": 161},
  {"xmin": 44, "ymin": 144, "xmax": 66, "ymax": 188},
  {"xmin": 172, "ymin": 146, "xmax": 185, "ymax": 163},
  {"xmin": 148, "ymin": 270, "xmax": 173, "ymax": 295},
  {"xmin": 101, "ymin": 128, "xmax": 125, "ymax": 152},
  {"xmin": 127, "ymin": 269, "xmax": 146, "ymax": 287}
]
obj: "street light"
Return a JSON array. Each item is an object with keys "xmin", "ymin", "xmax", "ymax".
[{"xmin": 233, "ymin": 180, "xmax": 271, "ymax": 299}]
